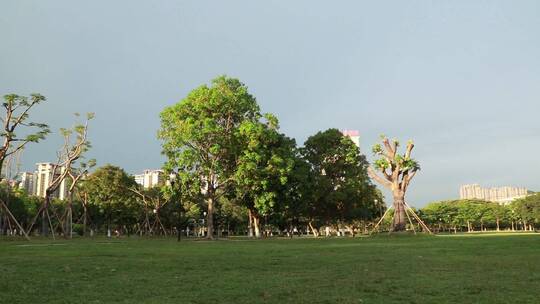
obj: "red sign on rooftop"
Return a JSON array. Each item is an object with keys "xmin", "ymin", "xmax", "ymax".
[{"xmin": 341, "ymin": 130, "xmax": 359, "ymax": 136}]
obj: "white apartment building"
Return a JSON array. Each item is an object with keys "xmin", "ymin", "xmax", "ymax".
[
  {"xmin": 19, "ymin": 171, "xmax": 37, "ymax": 195},
  {"xmin": 134, "ymin": 169, "xmax": 165, "ymax": 189},
  {"xmin": 134, "ymin": 174, "xmax": 144, "ymax": 186},
  {"xmin": 34, "ymin": 163, "xmax": 69, "ymax": 200}
]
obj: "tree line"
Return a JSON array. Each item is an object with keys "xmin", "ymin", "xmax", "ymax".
[
  {"xmin": 3, "ymin": 179, "xmax": 538, "ymax": 238},
  {"xmin": 0, "ymin": 76, "xmax": 385, "ymax": 239},
  {"xmin": 2, "ymin": 76, "xmax": 536, "ymax": 239},
  {"xmin": 416, "ymin": 195, "xmax": 540, "ymax": 233}
]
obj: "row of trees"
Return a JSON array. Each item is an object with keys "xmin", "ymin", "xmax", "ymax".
[
  {"xmin": 418, "ymin": 195, "xmax": 540, "ymax": 233},
  {"xmin": 1, "ymin": 76, "xmax": 388, "ymax": 238},
  {"xmin": 0, "ymin": 93, "xmax": 95, "ymax": 239},
  {"xmin": 1, "ymin": 155, "xmax": 383, "ymax": 238},
  {"xmin": 4, "ymin": 176, "xmax": 538, "ymax": 238},
  {"xmin": 7, "ymin": 76, "xmax": 533, "ymax": 238}
]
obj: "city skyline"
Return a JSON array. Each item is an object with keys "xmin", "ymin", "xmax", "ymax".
[
  {"xmin": 459, "ymin": 184, "xmax": 529, "ymax": 205},
  {"xmin": 2, "ymin": 1, "xmax": 539, "ymax": 206}
]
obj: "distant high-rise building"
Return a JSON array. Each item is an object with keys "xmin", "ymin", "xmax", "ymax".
[
  {"xmin": 459, "ymin": 184, "xmax": 529, "ymax": 204},
  {"xmin": 18, "ymin": 172, "xmax": 37, "ymax": 195},
  {"xmin": 134, "ymin": 169, "xmax": 165, "ymax": 189},
  {"xmin": 341, "ymin": 130, "xmax": 360, "ymax": 148},
  {"xmin": 134, "ymin": 174, "xmax": 144, "ymax": 186},
  {"xmin": 34, "ymin": 163, "xmax": 68, "ymax": 200}
]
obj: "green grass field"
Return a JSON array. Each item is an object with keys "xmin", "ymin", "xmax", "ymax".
[{"xmin": 1, "ymin": 233, "xmax": 539, "ymax": 303}]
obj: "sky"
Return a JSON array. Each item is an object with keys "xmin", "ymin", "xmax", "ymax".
[{"xmin": 1, "ymin": 1, "xmax": 539, "ymax": 207}]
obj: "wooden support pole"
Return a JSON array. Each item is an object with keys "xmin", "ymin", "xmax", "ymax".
[
  {"xmin": 404, "ymin": 207, "xmax": 416, "ymax": 235},
  {"xmin": 404, "ymin": 201, "xmax": 433, "ymax": 234},
  {"xmin": 0, "ymin": 199, "xmax": 30, "ymax": 241},
  {"xmin": 370, "ymin": 206, "xmax": 393, "ymax": 234}
]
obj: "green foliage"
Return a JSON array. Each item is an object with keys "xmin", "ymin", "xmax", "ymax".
[
  {"xmin": 301, "ymin": 129, "xmax": 379, "ymax": 226},
  {"xmin": 420, "ymin": 197, "xmax": 540, "ymax": 232},
  {"xmin": 81, "ymin": 165, "xmax": 139, "ymax": 230},
  {"xmin": 513, "ymin": 193, "xmax": 540, "ymax": 224},
  {"xmin": 234, "ymin": 115, "xmax": 296, "ymax": 216},
  {"xmin": 0, "ymin": 94, "xmax": 50, "ymax": 172},
  {"xmin": 159, "ymin": 76, "xmax": 260, "ymax": 180},
  {"xmin": 0, "ymin": 182, "xmax": 42, "ymax": 227},
  {"xmin": 374, "ymin": 158, "xmax": 390, "ymax": 170},
  {"xmin": 371, "ymin": 136, "xmax": 420, "ymax": 178},
  {"xmin": 158, "ymin": 76, "xmax": 262, "ymax": 222}
]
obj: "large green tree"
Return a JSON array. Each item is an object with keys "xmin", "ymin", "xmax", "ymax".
[
  {"xmin": 159, "ymin": 76, "xmax": 260, "ymax": 239},
  {"xmin": 82, "ymin": 165, "xmax": 137, "ymax": 237},
  {"xmin": 301, "ymin": 128, "xmax": 376, "ymax": 236},
  {"xmin": 512, "ymin": 193, "xmax": 540, "ymax": 231},
  {"xmin": 234, "ymin": 114, "xmax": 296, "ymax": 237}
]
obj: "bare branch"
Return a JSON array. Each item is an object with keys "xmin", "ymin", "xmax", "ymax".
[
  {"xmin": 368, "ymin": 166, "xmax": 392, "ymax": 189},
  {"xmin": 382, "ymin": 137, "xmax": 396, "ymax": 158},
  {"xmin": 404, "ymin": 141, "xmax": 414, "ymax": 159}
]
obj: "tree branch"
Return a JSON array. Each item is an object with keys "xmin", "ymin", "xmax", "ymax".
[
  {"xmin": 404, "ymin": 142, "xmax": 414, "ymax": 159},
  {"xmin": 368, "ymin": 166, "xmax": 392, "ymax": 189}
]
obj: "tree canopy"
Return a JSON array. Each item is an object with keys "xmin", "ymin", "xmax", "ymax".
[
  {"xmin": 301, "ymin": 129, "xmax": 378, "ymax": 235},
  {"xmin": 159, "ymin": 76, "xmax": 262, "ymax": 238}
]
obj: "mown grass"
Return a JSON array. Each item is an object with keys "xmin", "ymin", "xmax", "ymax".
[{"xmin": 1, "ymin": 233, "xmax": 539, "ymax": 303}]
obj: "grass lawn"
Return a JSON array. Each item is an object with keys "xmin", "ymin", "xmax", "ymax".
[{"xmin": 1, "ymin": 233, "xmax": 539, "ymax": 303}]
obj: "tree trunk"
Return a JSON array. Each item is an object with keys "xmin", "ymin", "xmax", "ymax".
[
  {"xmin": 42, "ymin": 197, "xmax": 50, "ymax": 236},
  {"xmin": 83, "ymin": 206, "xmax": 87, "ymax": 236},
  {"xmin": 65, "ymin": 192, "xmax": 73, "ymax": 239},
  {"xmin": 82, "ymin": 193, "xmax": 88, "ymax": 236},
  {"xmin": 248, "ymin": 209, "xmax": 254, "ymax": 237},
  {"xmin": 392, "ymin": 193, "xmax": 406, "ymax": 232},
  {"xmin": 496, "ymin": 218, "xmax": 500, "ymax": 232},
  {"xmin": 253, "ymin": 213, "xmax": 261, "ymax": 238},
  {"xmin": 206, "ymin": 195, "xmax": 214, "ymax": 239},
  {"xmin": 107, "ymin": 205, "xmax": 111, "ymax": 238}
]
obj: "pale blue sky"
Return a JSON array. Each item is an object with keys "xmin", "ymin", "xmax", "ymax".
[{"xmin": 1, "ymin": 1, "xmax": 539, "ymax": 206}]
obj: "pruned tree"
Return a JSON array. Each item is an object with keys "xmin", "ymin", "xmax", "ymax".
[
  {"xmin": 74, "ymin": 183, "xmax": 91, "ymax": 236},
  {"xmin": 130, "ymin": 186, "xmax": 168, "ymax": 236},
  {"xmin": 0, "ymin": 149, "xmax": 31, "ymax": 239},
  {"xmin": 164, "ymin": 172, "xmax": 203, "ymax": 241},
  {"xmin": 64, "ymin": 158, "xmax": 96, "ymax": 238},
  {"xmin": 0, "ymin": 93, "xmax": 50, "ymax": 239},
  {"xmin": 368, "ymin": 136, "xmax": 429, "ymax": 232},
  {"xmin": 0, "ymin": 94, "xmax": 50, "ymax": 175},
  {"xmin": 27, "ymin": 113, "xmax": 94, "ymax": 237}
]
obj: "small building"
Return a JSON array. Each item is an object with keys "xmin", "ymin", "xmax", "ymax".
[{"xmin": 134, "ymin": 169, "xmax": 165, "ymax": 189}]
